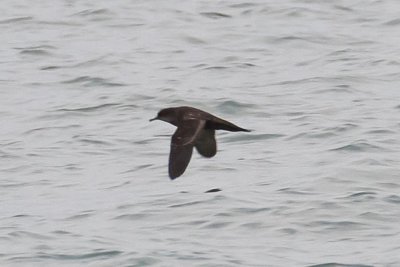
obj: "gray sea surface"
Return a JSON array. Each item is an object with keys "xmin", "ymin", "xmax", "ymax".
[{"xmin": 1, "ymin": 0, "xmax": 400, "ymax": 266}]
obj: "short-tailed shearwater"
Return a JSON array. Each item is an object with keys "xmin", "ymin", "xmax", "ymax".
[{"xmin": 150, "ymin": 106, "xmax": 250, "ymax": 179}]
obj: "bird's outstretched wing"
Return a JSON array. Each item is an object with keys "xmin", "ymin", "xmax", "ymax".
[
  {"xmin": 169, "ymin": 119, "xmax": 205, "ymax": 179},
  {"xmin": 195, "ymin": 129, "xmax": 217, "ymax": 158}
]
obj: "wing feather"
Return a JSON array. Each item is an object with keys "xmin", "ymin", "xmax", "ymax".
[
  {"xmin": 195, "ymin": 129, "xmax": 217, "ymax": 158},
  {"xmin": 169, "ymin": 120, "xmax": 205, "ymax": 179}
]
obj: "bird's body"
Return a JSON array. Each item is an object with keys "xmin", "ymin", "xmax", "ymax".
[{"xmin": 150, "ymin": 106, "xmax": 250, "ymax": 179}]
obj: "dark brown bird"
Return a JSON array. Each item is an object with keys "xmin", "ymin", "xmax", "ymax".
[{"xmin": 150, "ymin": 106, "xmax": 250, "ymax": 179}]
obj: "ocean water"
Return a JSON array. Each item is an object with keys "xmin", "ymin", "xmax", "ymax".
[{"xmin": 1, "ymin": 0, "xmax": 400, "ymax": 266}]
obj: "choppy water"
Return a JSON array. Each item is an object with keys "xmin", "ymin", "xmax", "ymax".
[{"xmin": 1, "ymin": 0, "xmax": 400, "ymax": 266}]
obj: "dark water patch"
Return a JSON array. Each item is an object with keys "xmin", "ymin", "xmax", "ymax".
[
  {"xmin": 123, "ymin": 256, "xmax": 159, "ymax": 266},
  {"xmin": 11, "ymin": 214, "xmax": 30, "ymax": 218},
  {"xmin": 240, "ymin": 222, "xmax": 265, "ymax": 229},
  {"xmin": 132, "ymin": 139, "xmax": 153, "ymax": 145},
  {"xmin": 191, "ymin": 63, "xmax": 208, "ymax": 69},
  {"xmin": 105, "ymin": 181, "xmax": 130, "ymax": 190},
  {"xmin": 0, "ymin": 150, "xmax": 19, "ymax": 159},
  {"xmin": 169, "ymin": 201, "xmax": 204, "ymax": 208},
  {"xmin": 77, "ymin": 138, "xmax": 113, "ymax": 146},
  {"xmin": 205, "ymin": 188, "xmax": 222, "ymax": 193},
  {"xmin": 325, "ymin": 123, "xmax": 358, "ymax": 134},
  {"xmin": 36, "ymin": 250, "xmax": 122, "ymax": 260},
  {"xmin": 40, "ymin": 56, "xmax": 108, "ymax": 70},
  {"xmin": 37, "ymin": 20, "xmax": 82, "ymax": 26},
  {"xmin": 223, "ymin": 133, "xmax": 282, "ymax": 143},
  {"xmin": 71, "ymin": 8, "xmax": 114, "ymax": 20},
  {"xmin": 202, "ymin": 221, "xmax": 232, "ymax": 229},
  {"xmin": 334, "ymin": 5, "xmax": 354, "ymax": 12},
  {"xmin": 358, "ymin": 212, "xmax": 389, "ymax": 222},
  {"xmin": 203, "ymin": 65, "xmax": 228, "ymax": 70},
  {"xmin": 377, "ymin": 182, "xmax": 400, "ymax": 189},
  {"xmin": 116, "ymin": 104, "xmax": 139, "ymax": 111},
  {"xmin": 114, "ymin": 213, "xmax": 149, "ymax": 220},
  {"xmin": 41, "ymin": 66, "xmax": 61, "ymax": 70},
  {"xmin": 383, "ymin": 195, "xmax": 400, "ymax": 204},
  {"xmin": 182, "ymin": 36, "xmax": 207, "ymax": 45},
  {"xmin": 229, "ymin": 3, "xmax": 259, "ymax": 9},
  {"xmin": 272, "ymin": 35, "xmax": 319, "ymax": 44},
  {"xmin": 186, "ymin": 220, "xmax": 208, "ymax": 226},
  {"xmin": 200, "ymin": 12, "xmax": 232, "ymax": 19},
  {"xmin": 342, "ymin": 191, "xmax": 377, "ymax": 202},
  {"xmin": 116, "ymin": 203, "xmax": 135, "ymax": 210},
  {"xmin": 9, "ymin": 231, "xmax": 52, "ymax": 240},
  {"xmin": 121, "ymin": 164, "xmax": 152, "ymax": 174},
  {"xmin": 306, "ymin": 220, "xmax": 366, "ymax": 231},
  {"xmin": 366, "ymin": 128, "xmax": 397, "ymax": 135},
  {"xmin": 66, "ymin": 211, "xmax": 95, "ymax": 220},
  {"xmin": 0, "ymin": 181, "xmax": 31, "ymax": 188},
  {"xmin": 330, "ymin": 142, "xmax": 383, "ymax": 152},
  {"xmin": 107, "ymin": 22, "xmax": 145, "ymax": 28},
  {"xmin": 61, "ymin": 76, "xmax": 125, "ymax": 87},
  {"xmin": 278, "ymin": 187, "xmax": 315, "ymax": 195},
  {"xmin": 0, "ymin": 16, "xmax": 33, "ymax": 24},
  {"xmin": 24, "ymin": 125, "xmax": 80, "ymax": 135},
  {"xmin": 383, "ymin": 18, "xmax": 400, "ymax": 26},
  {"xmin": 216, "ymin": 100, "xmax": 254, "ymax": 113},
  {"xmin": 71, "ymin": 56, "xmax": 110, "ymax": 68},
  {"xmin": 232, "ymin": 207, "xmax": 271, "ymax": 215},
  {"xmin": 19, "ymin": 49, "xmax": 52, "ymax": 56},
  {"xmin": 56, "ymin": 103, "xmax": 120, "ymax": 113},
  {"xmin": 312, "ymin": 86, "xmax": 354, "ymax": 94},
  {"xmin": 352, "ymin": 158, "xmax": 388, "ymax": 166},
  {"xmin": 214, "ymin": 212, "xmax": 233, "ymax": 218},
  {"xmin": 286, "ymin": 131, "xmax": 335, "ymax": 140},
  {"xmin": 308, "ymin": 263, "xmax": 374, "ymax": 267},
  {"xmin": 279, "ymin": 227, "xmax": 297, "ymax": 234},
  {"xmin": 237, "ymin": 62, "xmax": 257, "ymax": 68}
]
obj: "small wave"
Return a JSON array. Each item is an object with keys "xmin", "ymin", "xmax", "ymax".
[
  {"xmin": 223, "ymin": 133, "xmax": 283, "ymax": 143},
  {"xmin": 199, "ymin": 12, "xmax": 232, "ymax": 19},
  {"xmin": 308, "ymin": 263, "xmax": 374, "ymax": 267},
  {"xmin": 61, "ymin": 76, "xmax": 125, "ymax": 87},
  {"xmin": 169, "ymin": 200, "xmax": 204, "ymax": 208},
  {"xmin": 0, "ymin": 16, "xmax": 33, "ymax": 24},
  {"xmin": 56, "ymin": 103, "xmax": 119, "ymax": 113},
  {"xmin": 202, "ymin": 221, "xmax": 232, "ymax": 229},
  {"xmin": 383, "ymin": 18, "xmax": 400, "ymax": 26},
  {"xmin": 216, "ymin": 100, "xmax": 254, "ymax": 113},
  {"xmin": 114, "ymin": 213, "xmax": 149, "ymax": 220},
  {"xmin": 17, "ymin": 45, "xmax": 56, "ymax": 56},
  {"xmin": 278, "ymin": 187, "xmax": 316, "ymax": 195},
  {"xmin": 9, "ymin": 231, "xmax": 52, "ymax": 240},
  {"xmin": 383, "ymin": 195, "xmax": 400, "ymax": 204},
  {"xmin": 182, "ymin": 36, "xmax": 207, "ymax": 45},
  {"xmin": 341, "ymin": 191, "xmax": 377, "ymax": 202},
  {"xmin": 71, "ymin": 8, "xmax": 114, "ymax": 19},
  {"xmin": 36, "ymin": 250, "xmax": 122, "ymax": 260},
  {"xmin": 66, "ymin": 212, "xmax": 95, "ymax": 220},
  {"xmin": 232, "ymin": 207, "xmax": 271, "ymax": 214},
  {"xmin": 330, "ymin": 142, "xmax": 383, "ymax": 152},
  {"xmin": 20, "ymin": 49, "xmax": 52, "ymax": 56},
  {"xmin": 307, "ymin": 220, "xmax": 366, "ymax": 230}
]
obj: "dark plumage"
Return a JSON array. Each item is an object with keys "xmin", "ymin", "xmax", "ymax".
[{"xmin": 150, "ymin": 106, "xmax": 250, "ymax": 179}]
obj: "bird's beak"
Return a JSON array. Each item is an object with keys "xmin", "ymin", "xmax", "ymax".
[{"xmin": 149, "ymin": 117, "xmax": 158, "ymax": 122}]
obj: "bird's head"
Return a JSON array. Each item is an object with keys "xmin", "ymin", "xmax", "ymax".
[{"xmin": 149, "ymin": 108, "xmax": 178, "ymax": 125}]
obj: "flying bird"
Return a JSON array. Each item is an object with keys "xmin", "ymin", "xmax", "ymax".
[{"xmin": 150, "ymin": 106, "xmax": 250, "ymax": 179}]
